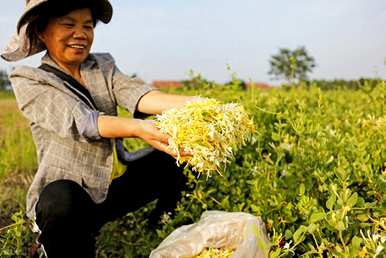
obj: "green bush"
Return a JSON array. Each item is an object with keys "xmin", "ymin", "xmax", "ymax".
[{"xmin": 97, "ymin": 83, "xmax": 385, "ymax": 257}]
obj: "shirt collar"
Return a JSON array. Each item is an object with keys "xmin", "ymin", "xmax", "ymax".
[{"xmin": 41, "ymin": 52, "xmax": 97, "ymax": 71}]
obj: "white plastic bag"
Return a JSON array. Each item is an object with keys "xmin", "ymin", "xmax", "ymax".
[{"xmin": 149, "ymin": 210, "xmax": 270, "ymax": 258}]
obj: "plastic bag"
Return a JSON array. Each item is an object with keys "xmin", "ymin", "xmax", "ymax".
[{"xmin": 149, "ymin": 210, "xmax": 270, "ymax": 258}]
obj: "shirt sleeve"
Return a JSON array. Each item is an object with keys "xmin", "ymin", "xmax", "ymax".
[
  {"xmin": 10, "ymin": 74, "xmax": 102, "ymax": 142},
  {"xmin": 111, "ymin": 65, "xmax": 157, "ymax": 116}
]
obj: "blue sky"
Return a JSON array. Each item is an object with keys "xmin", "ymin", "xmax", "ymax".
[{"xmin": 1, "ymin": 0, "xmax": 386, "ymax": 84}]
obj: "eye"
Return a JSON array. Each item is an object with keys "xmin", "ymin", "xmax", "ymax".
[
  {"xmin": 62, "ymin": 23, "xmax": 74, "ymax": 28},
  {"xmin": 83, "ymin": 25, "xmax": 93, "ymax": 30}
]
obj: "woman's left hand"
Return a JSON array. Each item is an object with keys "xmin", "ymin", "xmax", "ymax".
[{"xmin": 134, "ymin": 119, "xmax": 191, "ymax": 157}]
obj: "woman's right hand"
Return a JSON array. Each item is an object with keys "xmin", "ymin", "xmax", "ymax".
[{"xmin": 98, "ymin": 116, "xmax": 188, "ymax": 157}]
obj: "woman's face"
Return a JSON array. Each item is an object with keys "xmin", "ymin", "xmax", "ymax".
[{"xmin": 38, "ymin": 8, "xmax": 94, "ymax": 68}]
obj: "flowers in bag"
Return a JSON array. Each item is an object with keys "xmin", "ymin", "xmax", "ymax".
[
  {"xmin": 193, "ymin": 247, "xmax": 234, "ymax": 258},
  {"xmin": 155, "ymin": 98, "xmax": 255, "ymax": 176}
]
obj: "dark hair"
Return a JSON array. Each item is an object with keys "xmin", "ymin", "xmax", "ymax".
[{"xmin": 32, "ymin": 0, "xmax": 98, "ymax": 33}]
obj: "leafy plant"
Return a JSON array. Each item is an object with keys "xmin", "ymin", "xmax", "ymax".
[
  {"xmin": 0, "ymin": 81, "xmax": 385, "ymax": 258},
  {"xmin": 0, "ymin": 211, "xmax": 34, "ymax": 257}
]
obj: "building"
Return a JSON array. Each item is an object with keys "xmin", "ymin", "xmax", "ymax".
[{"xmin": 152, "ymin": 80, "xmax": 183, "ymax": 89}]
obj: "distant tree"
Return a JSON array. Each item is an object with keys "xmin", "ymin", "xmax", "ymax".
[
  {"xmin": 268, "ymin": 46, "xmax": 316, "ymax": 84},
  {"xmin": 0, "ymin": 69, "xmax": 11, "ymax": 91}
]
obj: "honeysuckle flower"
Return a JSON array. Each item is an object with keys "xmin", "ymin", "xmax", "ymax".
[
  {"xmin": 156, "ymin": 98, "xmax": 255, "ymax": 176},
  {"xmin": 194, "ymin": 247, "xmax": 234, "ymax": 258}
]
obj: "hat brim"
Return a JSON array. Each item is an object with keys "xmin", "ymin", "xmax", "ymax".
[
  {"xmin": 94, "ymin": 0, "xmax": 113, "ymax": 24},
  {"xmin": 17, "ymin": 0, "xmax": 113, "ymax": 32},
  {"xmin": 1, "ymin": 23, "xmax": 46, "ymax": 62}
]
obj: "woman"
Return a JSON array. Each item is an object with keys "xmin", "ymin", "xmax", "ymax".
[{"xmin": 1, "ymin": 0, "xmax": 197, "ymax": 257}]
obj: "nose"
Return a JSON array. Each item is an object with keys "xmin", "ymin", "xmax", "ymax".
[{"xmin": 73, "ymin": 27, "xmax": 87, "ymax": 39}]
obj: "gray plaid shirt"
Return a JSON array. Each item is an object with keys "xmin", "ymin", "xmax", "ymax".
[{"xmin": 10, "ymin": 52, "xmax": 155, "ymax": 221}]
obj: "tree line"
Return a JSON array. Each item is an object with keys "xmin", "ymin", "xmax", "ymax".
[
  {"xmin": 0, "ymin": 46, "xmax": 384, "ymax": 91},
  {"xmin": 0, "ymin": 69, "xmax": 11, "ymax": 91}
]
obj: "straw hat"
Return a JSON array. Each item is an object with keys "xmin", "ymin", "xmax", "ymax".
[{"xmin": 1, "ymin": 0, "xmax": 113, "ymax": 62}]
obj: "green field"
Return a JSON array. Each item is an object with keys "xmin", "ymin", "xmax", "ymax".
[{"xmin": 0, "ymin": 83, "xmax": 385, "ymax": 257}]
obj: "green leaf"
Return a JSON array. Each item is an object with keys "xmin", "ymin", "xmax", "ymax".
[
  {"xmin": 335, "ymin": 221, "xmax": 345, "ymax": 231},
  {"xmin": 307, "ymin": 223, "xmax": 318, "ymax": 234},
  {"xmin": 293, "ymin": 225, "xmax": 307, "ymax": 243},
  {"xmin": 285, "ymin": 229, "xmax": 293, "ymax": 239},
  {"xmin": 351, "ymin": 236, "xmax": 362, "ymax": 252},
  {"xmin": 326, "ymin": 194, "xmax": 336, "ymax": 210},
  {"xmin": 309, "ymin": 212, "xmax": 325, "ymax": 223},
  {"xmin": 299, "ymin": 183, "xmax": 305, "ymax": 195},
  {"xmin": 250, "ymin": 204, "xmax": 260, "ymax": 213},
  {"xmin": 271, "ymin": 132, "xmax": 281, "ymax": 141},
  {"xmin": 347, "ymin": 192, "xmax": 358, "ymax": 207},
  {"xmin": 356, "ymin": 213, "xmax": 368, "ymax": 222}
]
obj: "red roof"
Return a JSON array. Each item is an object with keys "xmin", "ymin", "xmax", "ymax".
[{"xmin": 152, "ymin": 81, "xmax": 183, "ymax": 88}]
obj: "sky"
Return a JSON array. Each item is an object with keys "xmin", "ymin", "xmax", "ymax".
[{"xmin": 1, "ymin": 0, "xmax": 386, "ymax": 84}]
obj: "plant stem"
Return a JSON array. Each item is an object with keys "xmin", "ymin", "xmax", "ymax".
[{"xmin": 0, "ymin": 220, "xmax": 25, "ymax": 233}]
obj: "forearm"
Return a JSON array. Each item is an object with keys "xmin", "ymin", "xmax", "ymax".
[
  {"xmin": 137, "ymin": 91, "xmax": 197, "ymax": 115},
  {"xmin": 97, "ymin": 114, "xmax": 176, "ymax": 156},
  {"xmin": 97, "ymin": 115, "xmax": 140, "ymax": 138}
]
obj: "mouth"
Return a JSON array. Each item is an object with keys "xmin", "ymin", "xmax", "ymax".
[{"xmin": 68, "ymin": 44, "xmax": 87, "ymax": 50}]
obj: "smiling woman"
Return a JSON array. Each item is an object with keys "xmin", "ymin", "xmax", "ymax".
[{"xmin": 0, "ymin": 0, "xmax": 201, "ymax": 257}]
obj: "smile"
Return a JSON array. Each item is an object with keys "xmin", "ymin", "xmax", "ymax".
[{"xmin": 68, "ymin": 44, "xmax": 87, "ymax": 49}]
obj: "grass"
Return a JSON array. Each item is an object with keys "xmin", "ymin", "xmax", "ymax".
[
  {"xmin": 0, "ymin": 91, "xmax": 14, "ymax": 100},
  {"xmin": 0, "ymin": 92, "xmax": 37, "ymax": 256},
  {"xmin": 0, "ymin": 93, "xmax": 36, "ymax": 229}
]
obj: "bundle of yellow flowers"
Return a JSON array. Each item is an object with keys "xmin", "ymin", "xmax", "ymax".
[
  {"xmin": 155, "ymin": 98, "xmax": 255, "ymax": 176},
  {"xmin": 193, "ymin": 247, "xmax": 234, "ymax": 258}
]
